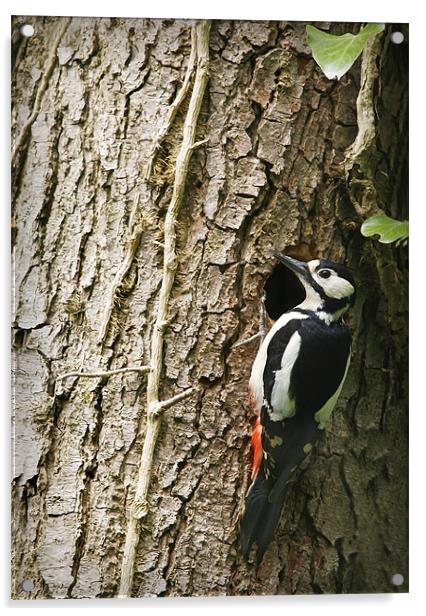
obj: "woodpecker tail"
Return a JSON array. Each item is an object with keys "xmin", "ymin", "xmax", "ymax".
[{"xmin": 240, "ymin": 462, "xmax": 290, "ymax": 565}]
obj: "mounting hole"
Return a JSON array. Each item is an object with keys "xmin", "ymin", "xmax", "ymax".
[
  {"xmin": 391, "ymin": 573, "xmax": 404, "ymax": 587},
  {"xmin": 22, "ymin": 579, "xmax": 34, "ymax": 592},
  {"xmin": 20, "ymin": 24, "xmax": 35, "ymax": 38},
  {"xmin": 390, "ymin": 31, "xmax": 404, "ymax": 45}
]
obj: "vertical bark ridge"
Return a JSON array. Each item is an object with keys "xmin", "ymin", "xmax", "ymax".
[{"xmin": 119, "ymin": 20, "xmax": 211, "ymax": 597}]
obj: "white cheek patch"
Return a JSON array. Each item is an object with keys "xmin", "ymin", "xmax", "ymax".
[{"xmin": 316, "ymin": 275, "xmax": 355, "ymax": 299}]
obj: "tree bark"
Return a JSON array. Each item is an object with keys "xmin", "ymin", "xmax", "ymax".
[{"xmin": 12, "ymin": 17, "xmax": 408, "ymax": 598}]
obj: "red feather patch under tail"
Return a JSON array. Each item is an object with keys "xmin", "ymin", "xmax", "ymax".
[{"xmin": 251, "ymin": 417, "xmax": 263, "ymax": 480}]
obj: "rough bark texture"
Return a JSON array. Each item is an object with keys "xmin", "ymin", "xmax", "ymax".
[{"xmin": 12, "ymin": 17, "xmax": 408, "ymax": 598}]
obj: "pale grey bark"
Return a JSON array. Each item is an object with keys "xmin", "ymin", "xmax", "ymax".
[{"xmin": 12, "ymin": 17, "xmax": 408, "ymax": 598}]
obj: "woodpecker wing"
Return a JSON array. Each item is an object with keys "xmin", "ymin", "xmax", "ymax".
[{"xmin": 262, "ymin": 319, "xmax": 303, "ymax": 421}]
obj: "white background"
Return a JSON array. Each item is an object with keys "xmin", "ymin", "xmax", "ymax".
[{"xmin": 3, "ymin": 1, "xmax": 422, "ymax": 613}]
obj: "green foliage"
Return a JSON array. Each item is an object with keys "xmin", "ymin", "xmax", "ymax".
[
  {"xmin": 361, "ymin": 214, "xmax": 409, "ymax": 244},
  {"xmin": 305, "ymin": 23, "xmax": 384, "ymax": 80}
]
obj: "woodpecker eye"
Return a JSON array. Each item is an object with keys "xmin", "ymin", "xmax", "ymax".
[{"xmin": 318, "ymin": 269, "xmax": 331, "ymax": 279}]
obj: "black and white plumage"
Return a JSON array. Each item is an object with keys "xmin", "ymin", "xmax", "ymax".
[{"xmin": 240, "ymin": 254, "xmax": 356, "ymax": 564}]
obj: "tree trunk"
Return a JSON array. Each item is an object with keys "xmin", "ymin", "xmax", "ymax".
[{"xmin": 12, "ymin": 17, "xmax": 408, "ymax": 598}]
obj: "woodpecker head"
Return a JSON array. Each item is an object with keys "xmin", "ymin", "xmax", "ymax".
[{"xmin": 274, "ymin": 253, "xmax": 356, "ymax": 321}]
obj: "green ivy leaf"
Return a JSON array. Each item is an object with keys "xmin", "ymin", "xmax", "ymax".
[
  {"xmin": 360, "ymin": 214, "xmax": 409, "ymax": 244},
  {"xmin": 306, "ymin": 23, "xmax": 385, "ymax": 80}
]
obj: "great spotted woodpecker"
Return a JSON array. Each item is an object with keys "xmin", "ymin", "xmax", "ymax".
[{"xmin": 240, "ymin": 254, "xmax": 356, "ymax": 564}]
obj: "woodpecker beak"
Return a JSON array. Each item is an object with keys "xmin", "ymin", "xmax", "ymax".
[{"xmin": 274, "ymin": 253, "xmax": 309, "ymax": 280}]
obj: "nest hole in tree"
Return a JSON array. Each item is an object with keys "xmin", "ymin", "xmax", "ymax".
[{"xmin": 263, "ymin": 261, "xmax": 306, "ymax": 321}]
